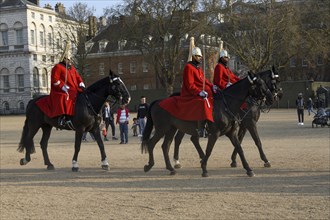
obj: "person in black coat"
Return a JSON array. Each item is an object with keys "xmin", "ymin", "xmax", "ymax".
[{"xmin": 102, "ymin": 101, "xmax": 117, "ymax": 141}]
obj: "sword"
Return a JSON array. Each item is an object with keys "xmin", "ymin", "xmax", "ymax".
[{"xmin": 65, "ymin": 58, "xmax": 69, "ymax": 100}]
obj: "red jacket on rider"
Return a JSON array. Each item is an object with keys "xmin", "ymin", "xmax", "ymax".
[{"xmin": 36, "ymin": 62, "xmax": 84, "ymax": 118}]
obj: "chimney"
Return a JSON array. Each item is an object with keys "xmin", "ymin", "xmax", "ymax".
[
  {"xmin": 55, "ymin": 3, "xmax": 66, "ymax": 14},
  {"xmin": 99, "ymin": 16, "xmax": 107, "ymax": 27},
  {"xmin": 88, "ymin": 16, "xmax": 97, "ymax": 38},
  {"xmin": 44, "ymin": 4, "xmax": 53, "ymax": 10}
]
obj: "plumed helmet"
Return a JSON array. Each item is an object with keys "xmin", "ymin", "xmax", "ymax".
[
  {"xmin": 192, "ymin": 47, "xmax": 202, "ymax": 57},
  {"xmin": 59, "ymin": 41, "xmax": 71, "ymax": 62},
  {"xmin": 220, "ymin": 49, "xmax": 230, "ymax": 58}
]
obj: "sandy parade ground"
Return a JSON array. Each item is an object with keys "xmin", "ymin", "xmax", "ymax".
[{"xmin": 0, "ymin": 109, "xmax": 329, "ymax": 219}]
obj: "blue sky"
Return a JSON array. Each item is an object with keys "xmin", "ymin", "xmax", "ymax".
[{"xmin": 39, "ymin": 0, "xmax": 123, "ymax": 17}]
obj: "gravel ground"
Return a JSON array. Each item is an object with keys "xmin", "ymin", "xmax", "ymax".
[{"xmin": 0, "ymin": 109, "xmax": 329, "ymax": 219}]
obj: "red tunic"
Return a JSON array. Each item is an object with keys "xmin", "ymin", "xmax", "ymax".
[
  {"xmin": 36, "ymin": 62, "xmax": 84, "ymax": 118},
  {"xmin": 159, "ymin": 62, "xmax": 214, "ymax": 122},
  {"xmin": 213, "ymin": 62, "xmax": 240, "ymax": 90}
]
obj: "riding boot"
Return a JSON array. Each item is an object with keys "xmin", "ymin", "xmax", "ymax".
[
  {"xmin": 58, "ymin": 115, "xmax": 67, "ymax": 128},
  {"xmin": 197, "ymin": 120, "xmax": 206, "ymax": 137}
]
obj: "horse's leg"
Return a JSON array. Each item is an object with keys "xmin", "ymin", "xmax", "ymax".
[
  {"xmin": 200, "ymin": 131, "xmax": 218, "ymax": 177},
  {"xmin": 173, "ymin": 130, "xmax": 184, "ymax": 169},
  {"xmin": 190, "ymin": 135, "xmax": 205, "ymax": 159},
  {"xmin": 144, "ymin": 130, "xmax": 165, "ymax": 172},
  {"xmin": 227, "ymin": 132, "xmax": 255, "ymax": 177},
  {"xmin": 230, "ymin": 126, "xmax": 247, "ymax": 168},
  {"xmin": 72, "ymin": 131, "xmax": 84, "ymax": 172},
  {"xmin": 161, "ymin": 127, "xmax": 178, "ymax": 175},
  {"xmin": 247, "ymin": 124, "xmax": 271, "ymax": 167},
  {"xmin": 92, "ymin": 129, "xmax": 109, "ymax": 170},
  {"xmin": 40, "ymin": 125, "xmax": 55, "ymax": 170}
]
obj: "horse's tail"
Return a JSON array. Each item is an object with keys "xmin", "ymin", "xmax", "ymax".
[
  {"xmin": 17, "ymin": 100, "xmax": 36, "ymax": 154},
  {"xmin": 141, "ymin": 100, "xmax": 159, "ymax": 154}
]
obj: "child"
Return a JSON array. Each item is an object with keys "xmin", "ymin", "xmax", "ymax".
[
  {"xmin": 116, "ymin": 104, "xmax": 129, "ymax": 144},
  {"xmin": 132, "ymin": 118, "xmax": 138, "ymax": 136}
]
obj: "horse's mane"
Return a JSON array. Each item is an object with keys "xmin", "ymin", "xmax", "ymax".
[{"xmin": 87, "ymin": 76, "xmax": 109, "ymax": 92}]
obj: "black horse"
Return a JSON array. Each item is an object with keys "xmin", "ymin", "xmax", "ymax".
[
  {"xmin": 141, "ymin": 72, "xmax": 273, "ymax": 177},
  {"xmin": 172, "ymin": 68, "xmax": 282, "ymax": 169},
  {"xmin": 17, "ymin": 70, "xmax": 131, "ymax": 171}
]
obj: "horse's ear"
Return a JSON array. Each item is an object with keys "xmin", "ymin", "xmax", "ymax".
[{"xmin": 109, "ymin": 69, "xmax": 115, "ymax": 76}]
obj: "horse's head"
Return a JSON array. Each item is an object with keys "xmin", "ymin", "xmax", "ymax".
[
  {"xmin": 108, "ymin": 70, "xmax": 131, "ymax": 105},
  {"xmin": 248, "ymin": 71, "xmax": 274, "ymax": 106},
  {"xmin": 258, "ymin": 66, "xmax": 283, "ymax": 103}
]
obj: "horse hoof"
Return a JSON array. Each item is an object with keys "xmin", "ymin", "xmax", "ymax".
[
  {"xmin": 264, "ymin": 162, "xmax": 271, "ymax": 168},
  {"xmin": 174, "ymin": 164, "xmax": 182, "ymax": 169},
  {"xmin": 144, "ymin": 165, "xmax": 151, "ymax": 172},
  {"xmin": 102, "ymin": 165, "xmax": 109, "ymax": 171},
  {"xmin": 72, "ymin": 167, "xmax": 79, "ymax": 172},
  {"xmin": 247, "ymin": 171, "xmax": 255, "ymax": 177},
  {"xmin": 170, "ymin": 170, "xmax": 177, "ymax": 175},
  {"xmin": 47, "ymin": 165, "xmax": 55, "ymax": 170},
  {"xmin": 230, "ymin": 162, "xmax": 237, "ymax": 168},
  {"xmin": 20, "ymin": 159, "xmax": 25, "ymax": 166},
  {"xmin": 202, "ymin": 172, "xmax": 209, "ymax": 177}
]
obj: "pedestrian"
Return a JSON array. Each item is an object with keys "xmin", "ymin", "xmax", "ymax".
[
  {"xmin": 131, "ymin": 118, "xmax": 139, "ymax": 136},
  {"xmin": 296, "ymin": 93, "xmax": 305, "ymax": 125},
  {"xmin": 102, "ymin": 101, "xmax": 117, "ymax": 141},
  {"xmin": 116, "ymin": 104, "xmax": 129, "ymax": 144},
  {"xmin": 36, "ymin": 41, "xmax": 85, "ymax": 128},
  {"xmin": 307, "ymin": 97, "xmax": 315, "ymax": 116},
  {"xmin": 137, "ymin": 96, "xmax": 149, "ymax": 137}
]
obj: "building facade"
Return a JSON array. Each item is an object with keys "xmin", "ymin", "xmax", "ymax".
[{"xmin": 0, "ymin": 0, "xmax": 79, "ymax": 114}]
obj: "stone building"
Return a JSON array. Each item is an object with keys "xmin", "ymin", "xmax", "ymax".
[{"xmin": 0, "ymin": 0, "xmax": 80, "ymax": 114}]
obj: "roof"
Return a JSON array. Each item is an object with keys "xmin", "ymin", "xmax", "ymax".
[{"xmin": 0, "ymin": 0, "xmax": 35, "ymax": 8}]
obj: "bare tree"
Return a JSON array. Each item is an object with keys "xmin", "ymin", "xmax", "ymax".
[
  {"xmin": 105, "ymin": 0, "xmax": 215, "ymax": 95},
  {"xmin": 57, "ymin": 3, "xmax": 95, "ymax": 80}
]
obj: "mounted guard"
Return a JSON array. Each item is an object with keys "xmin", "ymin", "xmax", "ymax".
[{"xmin": 36, "ymin": 41, "xmax": 85, "ymax": 128}]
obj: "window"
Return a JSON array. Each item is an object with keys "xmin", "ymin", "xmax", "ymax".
[
  {"xmin": 33, "ymin": 54, "xmax": 37, "ymax": 61},
  {"xmin": 317, "ymin": 55, "xmax": 323, "ymax": 66},
  {"xmin": 130, "ymin": 85, "xmax": 137, "ymax": 91},
  {"xmin": 31, "ymin": 12, "xmax": 35, "ymax": 19},
  {"xmin": 50, "ymin": 56, "xmax": 55, "ymax": 63},
  {"xmin": 56, "ymin": 38, "xmax": 60, "ymax": 49},
  {"xmin": 290, "ymin": 57, "xmax": 296, "ymax": 67},
  {"xmin": 42, "ymin": 55, "xmax": 46, "ymax": 62},
  {"xmin": 17, "ymin": 75, "xmax": 24, "ymax": 92},
  {"xmin": 143, "ymin": 84, "xmax": 150, "ymax": 90},
  {"xmin": 1, "ymin": 68, "xmax": 10, "ymax": 93},
  {"xmin": 99, "ymin": 41, "xmax": 108, "ymax": 52},
  {"xmin": 40, "ymin": 14, "xmax": 44, "ymax": 20},
  {"xmin": 130, "ymin": 62, "xmax": 136, "ymax": 74},
  {"xmin": 19, "ymin": 102, "xmax": 25, "ymax": 111},
  {"xmin": 142, "ymin": 62, "xmax": 149, "ymax": 72},
  {"xmin": 99, "ymin": 63, "xmax": 105, "ymax": 75},
  {"xmin": 48, "ymin": 16, "xmax": 52, "ymax": 22},
  {"xmin": 41, "ymin": 68, "xmax": 47, "ymax": 88},
  {"xmin": 3, "ymin": 102, "xmax": 9, "ymax": 111},
  {"xmin": 40, "ymin": 31, "xmax": 44, "ymax": 46},
  {"xmin": 118, "ymin": 40, "xmax": 127, "ymax": 50},
  {"xmin": 0, "ymin": 23, "xmax": 9, "ymax": 46},
  {"xmin": 16, "ymin": 67, "xmax": 24, "ymax": 92},
  {"xmin": 48, "ymin": 33, "xmax": 52, "ymax": 47},
  {"xmin": 14, "ymin": 22, "xmax": 23, "ymax": 45},
  {"xmin": 302, "ymin": 57, "xmax": 308, "ymax": 67},
  {"xmin": 33, "ymin": 68, "xmax": 39, "ymax": 88},
  {"xmin": 30, "ymin": 30, "xmax": 35, "ymax": 45},
  {"xmin": 3, "ymin": 75, "xmax": 9, "ymax": 93},
  {"xmin": 118, "ymin": 63, "xmax": 123, "ymax": 74}
]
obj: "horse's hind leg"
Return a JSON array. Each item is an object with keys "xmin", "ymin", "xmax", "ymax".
[
  {"xmin": 161, "ymin": 127, "xmax": 178, "ymax": 175},
  {"xmin": 40, "ymin": 125, "xmax": 54, "ymax": 170},
  {"xmin": 173, "ymin": 130, "xmax": 184, "ymax": 169},
  {"xmin": 247, "ymin": 125, "xmax": 270, "ymax": 167},
  {"xmin": 144, "ymin": 130, "xmax": 164, "ymax": 172}
]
